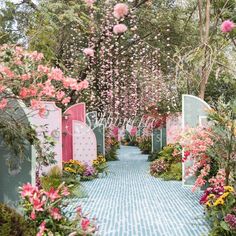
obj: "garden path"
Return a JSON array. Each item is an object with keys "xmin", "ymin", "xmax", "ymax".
[{"xmin": 66, "ymin": 146, "xmax": 209, "ymax": 236}]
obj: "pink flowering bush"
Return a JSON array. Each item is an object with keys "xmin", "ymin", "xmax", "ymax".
[
  {"xmin": 20, "ymin": 183, "xmax": 97, "ymax": 235},
  {"xmin": 0, "ymin": 45, "xmax": 89, "ymax": 114}
]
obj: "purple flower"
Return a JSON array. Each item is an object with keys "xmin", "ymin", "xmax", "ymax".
[
  {"xmin": 84, "ymin": 164, "xmax": 96, "ymax": 177},
  {"xmin": 224, "ymin": 214, "xmax": 236, "ymax": 230}
]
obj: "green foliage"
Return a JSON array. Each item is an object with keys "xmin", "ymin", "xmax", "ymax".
[
  {"xmin": 41, "ymin": 165, "xmax": 87, "ymax": 198},
  {"xmin": 0, "ymin": 203, "xmax": 36, "ymax": 236},
  {"xmin": 207, "ymin": 99, "xmax": 236, "ymax": 185},
  {"xmin": 105, "ymin": 145, "xmax": 119, "ymax": 161}
]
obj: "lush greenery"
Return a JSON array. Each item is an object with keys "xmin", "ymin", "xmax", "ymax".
[{"xmin": 137, "ymin": 136, "xmax": 152, "ymax": 154}]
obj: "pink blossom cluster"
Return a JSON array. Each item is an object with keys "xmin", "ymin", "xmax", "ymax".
[
  {"xmin": 0, "ymin": 45, "xmax": 89, "ymax": 114},
  {"xmin": 221, "ymin": 20, "xmax": 235, "ymax": 33},
  {"xmin": 113, "ymin": 3, "xmax": 129, "ymax": 19},
  {"xmin": 83, "ymin": 0, "xmax": 95, "ymax": 7},
  {"xmin": 208, "ymin": 169, "xmax": 226, "ymax": 187},
  {"xmin": 113, "ymin": 23, "xmax": 128, "ymax": 34}
]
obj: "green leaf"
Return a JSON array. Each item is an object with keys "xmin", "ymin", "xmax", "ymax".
[{"xmin": 220, "ymin": 221, "xmax": 230, "ymax": 231}]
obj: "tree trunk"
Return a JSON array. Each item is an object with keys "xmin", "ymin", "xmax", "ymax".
[{"xmin": 198, "ymin": 0, "xmax": 211, "ymax": 99}]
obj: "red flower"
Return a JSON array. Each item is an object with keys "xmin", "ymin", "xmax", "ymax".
[
  {"xmin": 20, "ymin": 183, "xmax": 37, "ymax": 198},
  {"xmin": 184, "ymin": 151, "xmax": 191, "ymax": 158},
  {"xmin": 50, "ymin": 207, "xmax": 62, "ymax": 220},
  {"xmin": 45, "ymin": 188, "xmax": 61, "ymax": 202},
  {"xmin": 81, "ymin": 218, "xmax": 90, "ymax": 231}
]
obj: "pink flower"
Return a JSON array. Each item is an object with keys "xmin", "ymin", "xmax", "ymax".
[
  {"xmin": 0, "ymin": 66, "xmax": 15, "ymax": 78},
  {"xmin": 19, "ymin": 87, "xmax": 29, "ymax": 98},
  {"xmin": 63, "ymin": 77, "xmax": 77, "ymax": 88},
  {"xmin": 41, "ymin": 81, "xmax": 55, "ymax": 97},
  {"xmin": 31, "ymin": 198, "xmax": 45, "ymax": 212},
  {"xmin": 56, "ymin": 91, "xmax": 65, "ymax": 100},
  {"xmin": 0, "ymin": 98, "xmax": 8, "ymax": 109},
  {"xmin": 30, "ymin": 99, "xmax": 41, "ymax": 109},
  {"xmin": 37, "ymin": 65, "xmax": 50, "ymax": 73},
  {"xmin": 83, "ymin": 48, "xmax": 94, "ymax": 57},
  {"xmin": 30, "ymin": 210, "xmax": 36, "ymax": 220},
  {"xmin": 21, "ymin": 74, "xmax": 31, "ymax": 81},
  {"xmin": 77, "ymin": 80, "xmax": 89, "ymax": 90},
  {"xmin": 61, "ymin": 186, "xmax": 70, "ymax": 196},
  {"xmin": 113, "ymin": 3, "xmax": 129, "ymax": 19},
  {"xmin": 130, "ymin": 127, "xmax": 137, "ymax": 137},
  {"xmin": 29, "ymin": 51, "xmax": 44, "ymax": 61},
  {"xmin": 113, "ymin": 24, "xmax": 128, "ymax": 34},
  {"xmin": 81, "ymin": 218, "xmax": 90, "ymax": 231},
  {"xmin": 36, "ymin": 221, "xmax": 46, "ymax": 236},
  {"xmin": 62, "ymin": 97, "xmax": 71, "ymax": 105},
  {"xmin": 45, "ymin": 188, "xmax": 61, "ymax": 202},
  {"xmin": 0, "ymin": 85, "xmax": 6, "ymax": 92},
  {"xmin": 50, "ymin": 207, "xmax": 62, "ymax": 220},
  {"xmin": 76, "ymin": 206, "xmax": 82, "ymax": 216},
  {"xmin": 48, "ymin": 67, "xmax": 64, "ymax": 81},
  {"xmin": 20, "ymin": 183, "xmax": 36, "ymax": 198},
  {"xmin": 221, "ymin": 20, "xmax": 235, "ymax": 33},
  {"xmin": 83, "ymin": 0, "xmax": 95, "ymax": 6}
]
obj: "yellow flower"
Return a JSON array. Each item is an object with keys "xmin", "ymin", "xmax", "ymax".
[
  {"xmin": 64, "ymin": 167, "xmax": 76, "ymax": 173},
  {"xmin": 207, "ymin": 194, "xmax": 215, "ymax": 199},
  {"xmin": 224, "ymin": 186, "xmax": 234, "ymax": 192},
  {"xmin": 213, "ymin": 197, "xmax": 224, "ymax": 206},
  {"xmin": 205, "ymin": 201, "xmax": 211, "ymax": 207},
  {"xmin": 221, "ymin": 192, "xmax": 230, "ymax": 199}
]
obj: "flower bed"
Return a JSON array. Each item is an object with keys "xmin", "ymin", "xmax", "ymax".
[
  {"xmin": 200, "ymin": 186, "xmax": 236, "ymax": 235},
  {"xmin": 19, "ymin": 183, "xmax": 97, "ymax": 235}
]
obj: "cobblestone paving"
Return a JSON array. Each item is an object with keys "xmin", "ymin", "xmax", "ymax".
[{"xmin": 66, "ymin": 146, "xmax": 209, "ymax": 236}]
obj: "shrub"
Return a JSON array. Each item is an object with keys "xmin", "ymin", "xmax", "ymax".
[
  {"xmin": 161, "ymin": 163, "xmax": 182, "ymax": 181},
  {"xmin": 150, "ymin": 159, "xmax": 168, "ymax": 177},
  {"xmin": 137, "ymin": 137, "xmax": 152, "ymax": 154},
  {"xmin": 149, "ymin": 143, "xmax": 182, "ymax": 181},
  {"xmin": 0, "ymin": 203, "xmax": 36, "ymax": 236}
]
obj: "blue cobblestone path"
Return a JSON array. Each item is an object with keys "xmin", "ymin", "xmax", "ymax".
[{"xmin": 66, "ymin": 146, "xmax": 209, "ymax": 236}]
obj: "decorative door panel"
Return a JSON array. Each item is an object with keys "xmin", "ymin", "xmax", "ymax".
[
  {"xmin": 62, "ymin": 103, "xmax": 86, "ymax": 162},
  {"xmin": 73, "ymin": 120, "xmax": 97, "ymax": 163}
]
